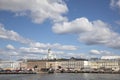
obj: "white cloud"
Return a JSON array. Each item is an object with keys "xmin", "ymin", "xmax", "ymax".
[
  {"xmin": 107, "ymin": 36, "xmax": 120, "ymax": 49},
  {"xmin": 52, "ymin": 17, "xmax": 92, "ymax": 34},
  {"xmin": 90, "ymin": 50, "xmax": 101, "ymax": 55},
  {"xmin": 89, "ymin": 49, "xmax": 115, "ymax": 56},
  {"xmin": 0, "ymin": 23, "xmax": 78, "ymax": 60},
  {"xmin": 6, "ymin": 44, "xmax": 15, "ymax": 50},
  {"xmin": 100, "ymin": 50, "xmax": 113, "ymax": 55},
  {"xmin": 0, "ymin": 49, "xmax": 19, "ymax": 56},
  {"xmin": 0, "ymin": 45, "xmax": 65, "ymax": 60},
  {"xmin": 19, "ymin": 47, "xmax": 65, "ymax": 59},
  {"xmin": 110, "ymin": 0, "xmax": 120, "ymax": 27},
  {"xmin": 30, "ymin": 42, "xmax": 50, "ymax": 49},
  {"xmin": 1, "ymin": 26, "xmax": 75, "ymax": 52},
  {"xmin": 20, "ymin": 47, "xmax": 65, "ymax": 55},
  {"xmin": 30, "ymin": 42, "xmax": 78, "ymax": 51},
  {"xmin": 79, "ymin": 20, "xmax": 120, "ymax": 49},
  {"xmin": 0, "ymin": 24, "xmax": 32, "ymax": 44},
  {"xmin": 63, "ymin": 53, "xmax": 87, "ymax": 58},
  {"xmin": 79, "ymin": 20, "xmax": 114, "ymax": 44},
  {"xmin": 52, "ymin": 17, "xmax": 120, "ymax": 49},
  {"xmin": 20, "ymin": 47, "xmax": 48, "ymax": 54},
  {"xmin": 0, "ymin": 0, "xmax": 68, "ymax": 23},
  {"xmin": 52, "ymin": 43, "xmax": 78, "ymax": 50},
  {"xmin": 23, "ymin": 54, "xmax": 42, "ymax": 59}
]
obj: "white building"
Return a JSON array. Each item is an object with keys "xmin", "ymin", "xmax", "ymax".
[
  {"xmin": 101, "ymin": 56, "xmax": 120, "ymax": 60},
  {"xmin": 0, "ymin": 61, "xmax": 22, "ymax": 70},
  {"xmin": 89, "ymin": 59, "xmax": 120, "ymax": 71},
  {"xmin": 47, "ymin": 49, "xmax": 56, "ymax": 60},
  {"xmin": 57, "ymin": 58, "xmax": 88, "ymax": 71}
]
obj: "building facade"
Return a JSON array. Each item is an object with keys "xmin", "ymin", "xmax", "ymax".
[
  {"xmin": 26, "ymin": 60, "xmax": 47, "ymax": 72},
  {"xmin": 89, "ymin": 59, "xmax": 120, "ymax": 71},
  {"xmin": 2, "ymin": 58, "xmax": 118, "ymax": 72},
  {"xmin": 0, "ymin": 61, "xmax": 21, "ymax": 70},
  {"xmin": 24, "ymin": 58, "xmax": 88, "ymax": 72},
  {"xmin": 60, "ymin": 59, "xmax": 86, "ymax": 71}
]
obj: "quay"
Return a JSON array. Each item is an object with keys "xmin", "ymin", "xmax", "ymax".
[
  {"xmin": 0, "ymin": 69, "xmax": 36, "ymax": 74},
  {"xmin": 0, "ymin": 72, "xmax": 36, "ymax": 74},
  {"xmin": 57, "ymin": 71, "xmax": 120, "ymax": 74},
  {"xmin": 1, "ymin": 69, "xmax": 120, "ymax": 74}
]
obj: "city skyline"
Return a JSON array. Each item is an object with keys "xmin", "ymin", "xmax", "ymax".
[{"xmin": 0, "ymin": 0, "xmax": 120, "ymax": 60}]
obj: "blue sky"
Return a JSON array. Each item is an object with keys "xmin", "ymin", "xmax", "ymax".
[{"xmin": 0, "ymin": 0, "xmax": 120, "ymax": 60}]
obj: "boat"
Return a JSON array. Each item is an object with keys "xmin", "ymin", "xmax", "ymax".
[{"xmin": 48, "ymin": 68, "xmax": 54, "ymax": 73}]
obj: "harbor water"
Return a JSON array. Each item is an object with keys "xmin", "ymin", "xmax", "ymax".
[{"xmin": 0, "ymin": 73, "xmax": 120, "ymax": 80}]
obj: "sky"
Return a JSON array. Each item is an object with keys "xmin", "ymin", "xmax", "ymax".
[{"xmin": 0, "ymin": 0, "xmax": 120, "ymax": 60}]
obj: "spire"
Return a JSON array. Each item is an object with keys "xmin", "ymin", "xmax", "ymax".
[{"xmin": 47, "ymin": 48, "xmax": 56, "ymax": 60}]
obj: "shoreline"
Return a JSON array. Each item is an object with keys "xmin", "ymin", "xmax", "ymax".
[
  {"xmin": 1, "ymin": 71, "xmax": 120, "ymax": 74},
  {"xmin": 0, "ymin": 72, "xmax": 36, "ymax": 74}
]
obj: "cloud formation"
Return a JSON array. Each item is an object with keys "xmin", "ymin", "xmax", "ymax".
[
  {"xmin": 30, "ymin": 42, "xmax": 77, "ymax": 51},
  {"xmin": 52, "ymin": 17, "xmax": 120, "ymax": 49},
  {"xmin": 6, "ymin": 44, "xmax": 15, "ymax": 50},
  {"xmin": 0, "ymin": 23, "xmax": 78, "ymax": 51},
  {"xmin": 0, "ymin": 0, "xmax": 68, "ymax": 23},
  {"xmin": 90, "ymin": 50, "xmax": 101, "ymax": 55},
  {"xmin": 110, "ymin": 0, "xmax": 120, "ymax": 9},
  {"xmin": 0, "ymin": 24, "xmax": 31, "ymax": 44},
  {"xmin": 89, "ymin": 49, "xmax": 116, "ymax": 56},
  {"xmin": 0, "ymin": 23, "xmax": 79, "ymax": 60},
  {"xmin": 52, "ymin": 17, "xmax": 92, "ymax": 34}
]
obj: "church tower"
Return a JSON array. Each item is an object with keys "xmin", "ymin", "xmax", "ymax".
[{"xmin": 47, "ymin": 48, "xmax": 56, "ymax": 60}]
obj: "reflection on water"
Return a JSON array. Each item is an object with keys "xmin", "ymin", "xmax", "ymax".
[{"xmin": 0, "ymin": 73, "xmax": 120, "ymax": 80}]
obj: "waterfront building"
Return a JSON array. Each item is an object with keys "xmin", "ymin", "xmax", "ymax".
[
  {"xmin": 89, "ymin": 59, "xmax": 120, "ymax": 71},
  {"xmin": 19, "ymin": 57, "xmax": 120, "ymax": 72},
  {"xmin": 24, "ymin": 58, "xmax": 88, "ymax": 72},
  {"xmin": 0, "ymin": 61, "xmax": 21, "ymax": 70},
  {"xmin": 19, "ymin": 60, "xmax": 27, "ymax": 70},
  {"xmin": 57, "ymin": 58, "xmax": 88, "ymax": 71},
  {"xmin": 101, "ymin": 56, "xmax": 120, "ymax": 60},
  {"xmin": 46, "ymin": 60, "xmax": 57, "ymax": 69},
  {"xmin": 26, "ymin": 59, "xmax": 47, "ymax": 72},
  {"xmin": 58, "ymin": 60, "xmax": 68, "ymax": 70}
]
